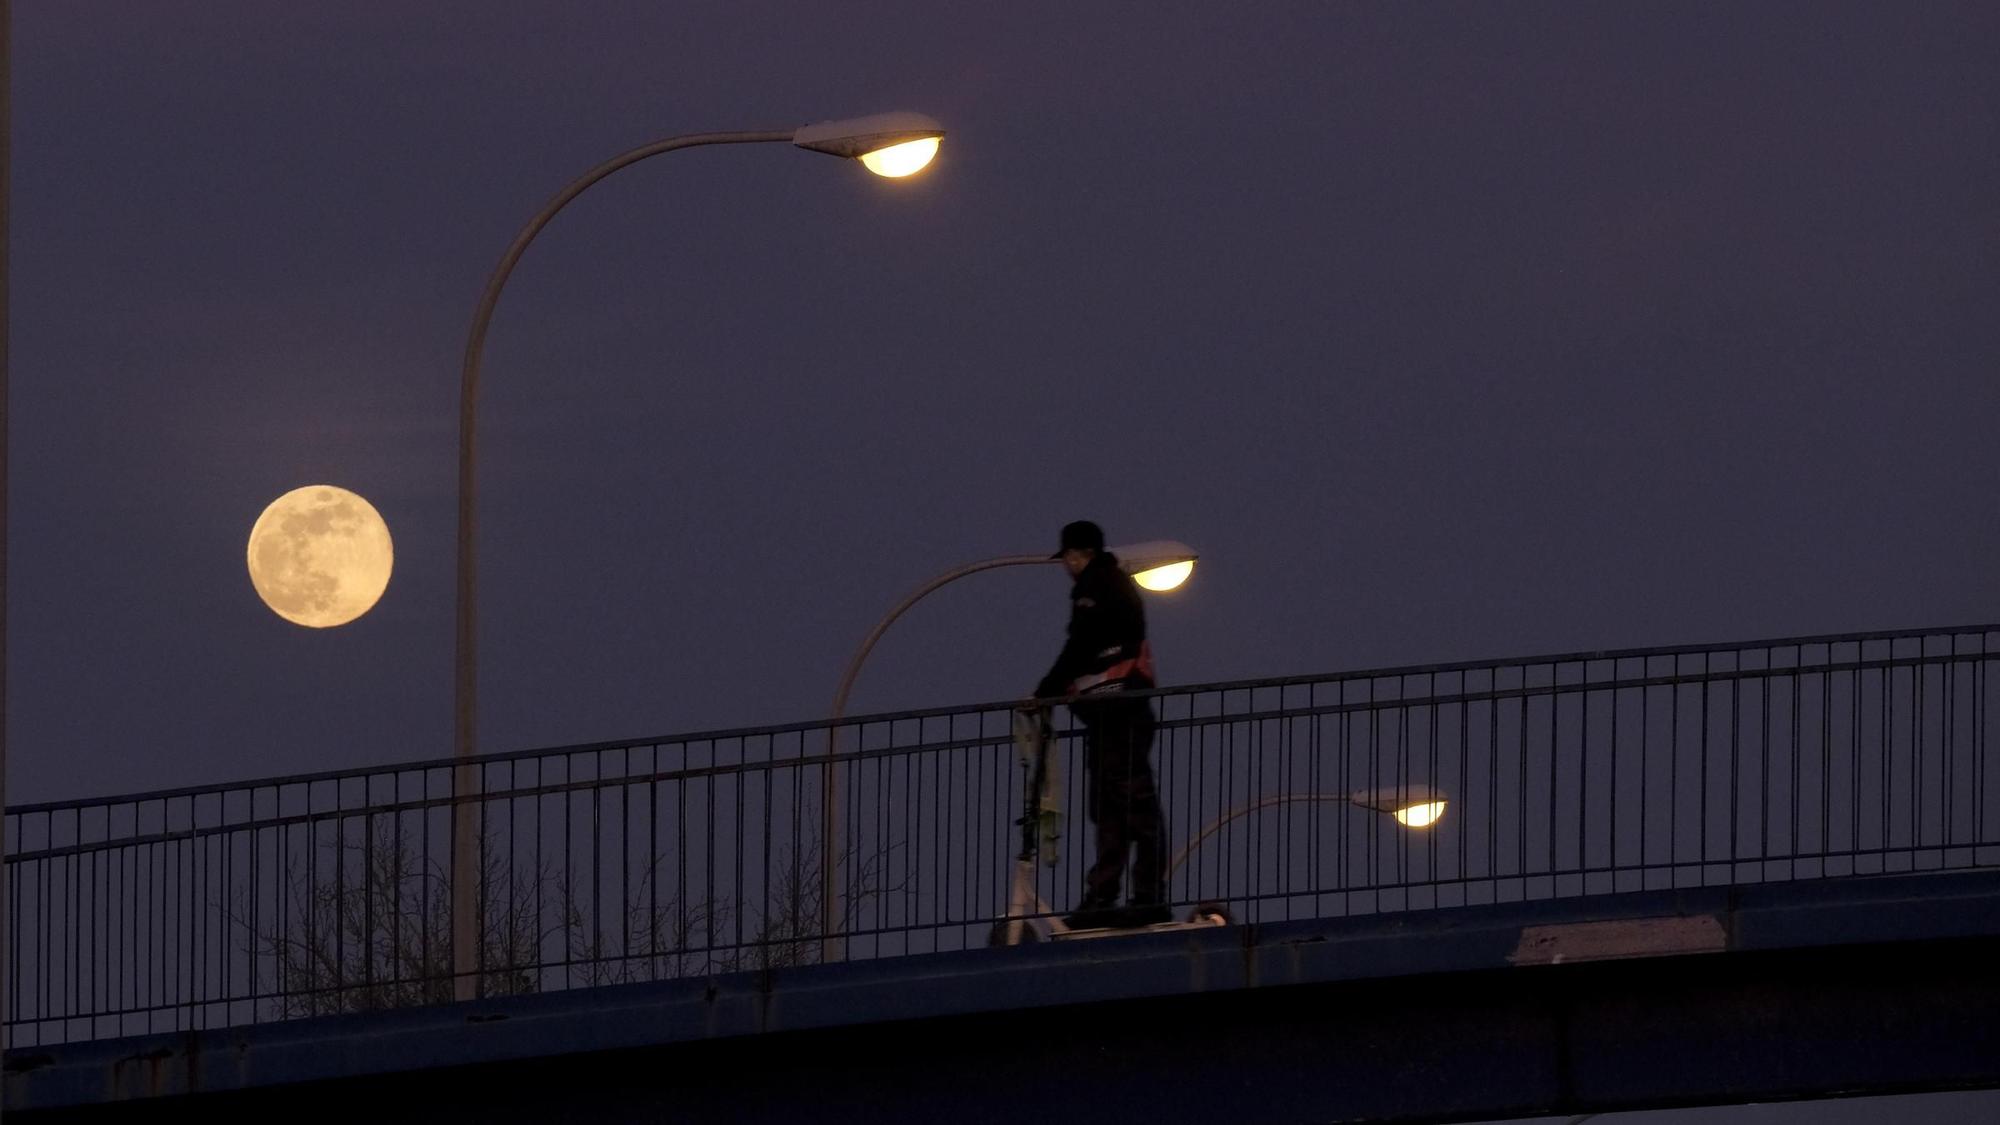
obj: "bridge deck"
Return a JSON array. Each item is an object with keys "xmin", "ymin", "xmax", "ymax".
[{"xmin": 10, "ymin": 867, "xmax": 2000, "ymax": 1121}]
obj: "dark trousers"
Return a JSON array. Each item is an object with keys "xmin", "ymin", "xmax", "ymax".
[{"xmin": 1079, "ymin": 700, "xmax": 1168, "ymax": 908}]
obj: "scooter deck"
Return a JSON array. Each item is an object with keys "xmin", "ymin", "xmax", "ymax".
[{"xmin": 1050, "ymin": 918, "xmax": 1226, "ymax": 941}]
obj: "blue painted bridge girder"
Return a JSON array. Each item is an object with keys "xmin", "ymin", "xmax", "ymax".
[{"xmin": 8, "ymin": 868, "xmax": 2000, "ymax": 1122}]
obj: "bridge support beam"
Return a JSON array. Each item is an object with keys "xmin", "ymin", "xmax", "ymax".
[{"xmin": 10, "ymin": 869, "xmax": 2000, "ymax": 1122}]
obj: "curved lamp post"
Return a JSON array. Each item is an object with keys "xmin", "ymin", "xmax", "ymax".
[
  {"xmin": 1166, "ymin": 784, "xmax": 1448, "ymax": 881},
  {"xmin": 820, "ymin": 539, "xmax": 1197, "ymax": 959},
  {"xmin": 450, "ymin": 111, "xmax": 945, "ymax": 1000}
]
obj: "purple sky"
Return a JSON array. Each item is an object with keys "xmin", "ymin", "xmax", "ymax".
[{"xmin": 10, "ymin": 1, "xmax": 1996, "ymax": 817}]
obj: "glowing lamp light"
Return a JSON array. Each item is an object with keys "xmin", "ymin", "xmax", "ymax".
[
  {"xmin": 1133, "ymin": 560, "xmax": 1195, "ymax": 592},
  {"xmin": 1110, "ymin": 540, "xmax": 1200, "ymax": 594},
  {"xmin": 859, "ymin": 136, "xmax": 941, "ymax": 178},
  {"xmin": 1394, "ymin": 800, "xmax": 1448, "ymax": 829},
  {"xmin": 793, "ymin": 112, "xmax": 945, "ymax": 178}
]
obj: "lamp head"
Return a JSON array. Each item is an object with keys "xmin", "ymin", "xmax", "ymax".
[
  {"xmin": 793, "ymin": 112, "xmax": 945, "ymax": 177},
  {"xmin": 1109, "ymin": 539, "xmax": 1200, "ymax": 592},
  {"xmin": 1348, "ymin": 784, "xmax": 1448, "ymax": 828}
]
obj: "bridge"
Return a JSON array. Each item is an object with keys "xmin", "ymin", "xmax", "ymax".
[{"xmin": 5, "ymin": 623, "xmax": 1997, "ymax": 1120}]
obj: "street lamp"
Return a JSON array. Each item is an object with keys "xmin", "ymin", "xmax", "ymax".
[
  {"xmin": 1115, "ymin": 540, "xmax": 1198, "ymax": 592},
  {"xmin": 794, "ymin": 112, "xmax": 943, "ymax": 176},
  {"xmin": 820, "ymin": 539, "xmax": 1198, "ymax": 959},
  {"xmin": 1166, "ymin": 784, "xmax": 1447, "ymax": 880},
  {"xmin": 450, "ymin": 111, "xmax": 945, "ymax": 1001},
  {"xmin": 826, "ymin": 539, "xmax": 1198, "ymax": 730}
]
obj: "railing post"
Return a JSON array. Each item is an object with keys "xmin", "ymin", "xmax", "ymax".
[{"xmin": 451, "ymin": 762, "xmax": 479, "ymax": 1002}]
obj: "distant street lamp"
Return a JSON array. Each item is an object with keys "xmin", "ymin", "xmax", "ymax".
[
  {"xmin": 450, "ymin": 111, "xmax": 945, "ymax": 1001},
  {"xmin": 820, "ymin": 539, "xmax": 1198, "ymax": 959},
  {"xmin": 1166, "ymin": 784, "xmax": 1448, "ymax": 880}
]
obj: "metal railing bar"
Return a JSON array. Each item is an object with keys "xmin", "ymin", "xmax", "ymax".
[
  {"xmin": 15, "ymin": 624, "xmax": 1993, "ymax": 818},
  {"xmin": 15, "ymin": 647, "xmax": 1989, "ymax": 840}
]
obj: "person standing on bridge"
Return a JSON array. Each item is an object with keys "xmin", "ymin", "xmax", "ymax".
[{"xmin": 1034, "ymin": 520, "xmax": 1171, "ymax": 928}]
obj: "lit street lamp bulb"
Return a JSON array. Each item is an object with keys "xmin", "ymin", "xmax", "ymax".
[
  {"xmin": 1394, "ymin": 801, "xmax": 1447, "ymax": 829},
  {"xmin": 859, "ymin": 136, "xmax": 941, "ymax": 178},
  {"xmin": 1133, "ymin": 560, "xmax": 1194, "ymax": 592}
]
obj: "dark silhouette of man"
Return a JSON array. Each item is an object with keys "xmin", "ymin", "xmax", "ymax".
[{"xmin": 1034, "ymin": 520, "xmax": 1171, "ymax": 927}]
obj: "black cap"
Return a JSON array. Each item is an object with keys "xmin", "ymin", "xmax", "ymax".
[{"xmin": 1052, "ymin": 520, "xmax": 1106, "ymax": 558}]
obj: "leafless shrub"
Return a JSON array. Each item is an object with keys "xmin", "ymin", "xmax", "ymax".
[
  {"xmin": 229, "ymin": 819, "xmax": 539, "ymax": 1018},
  {"xmin": 232, "ymin": 817, "xmax": 911, "ymax": 1016}
]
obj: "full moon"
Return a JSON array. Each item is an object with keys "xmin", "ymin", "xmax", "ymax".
[{"xmin": 246, "ymin": 485, "xmax": 394, "ymax": 628}]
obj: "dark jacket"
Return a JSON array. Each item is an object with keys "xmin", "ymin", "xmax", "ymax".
[{"xmin": 1035, "ymin": 551, "xmax": 1154, "ymax": 703}]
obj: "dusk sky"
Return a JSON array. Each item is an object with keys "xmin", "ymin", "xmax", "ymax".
[
  {"xmin": 7, "ymin": 3, "xmax": 1999, "ymax": 1120},
  {"xmin": 11, "ymin": 4, "xmax": 1995, "ymax": 812}
]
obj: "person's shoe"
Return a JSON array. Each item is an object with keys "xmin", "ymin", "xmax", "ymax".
[
  {"xmin": 1063, "ymin": 898, "xmax": 1119, "ymax": 930},
  {"xmin": 1122, "ymin": 903, "xmax": 1173, "ymax": 927}
]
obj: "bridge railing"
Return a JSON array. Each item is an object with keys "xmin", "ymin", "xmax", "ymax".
[{"xmin": 7, "ymin": 623, "xmax": 1997, "ymax": 1045}]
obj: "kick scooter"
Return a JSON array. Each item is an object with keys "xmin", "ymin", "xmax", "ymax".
[{"xmin": 991, "ymin": 706, "xmax": 1230, "ymax": 945}]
